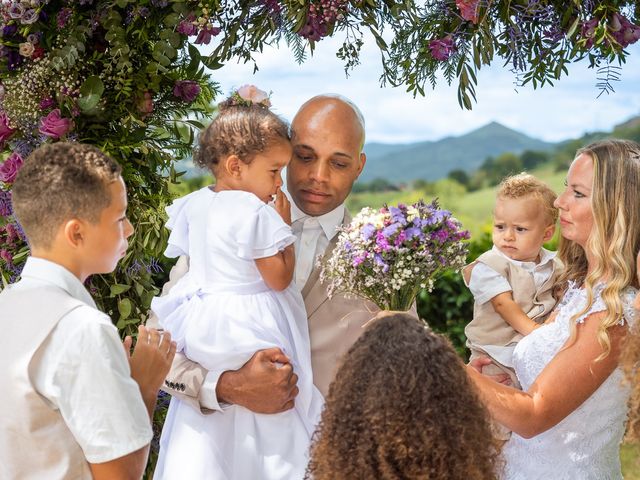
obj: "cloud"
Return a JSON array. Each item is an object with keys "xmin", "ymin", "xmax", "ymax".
[{"xmin": 201, "ymin": 36, "xmax": 640, "ymax": 144}]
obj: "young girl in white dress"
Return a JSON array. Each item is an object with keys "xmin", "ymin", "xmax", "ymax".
[
  {"xmin": 467, "ymin": 139, "xmax": 640, "ymax": 479},
  {"xmin": 151, "ymin": 86, "xmax": 323, "ymax": 480}
]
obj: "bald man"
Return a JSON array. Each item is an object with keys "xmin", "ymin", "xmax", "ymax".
[{"xmin": 154, "ymin": 95, "xmax": 382, "ymax": 414}]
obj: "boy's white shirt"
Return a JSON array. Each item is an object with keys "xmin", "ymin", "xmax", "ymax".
[
  {"xmin": 198, "ymin": 191, "xmax": 345, "ymax": 411},
  {"xmin": 15, "ymin": 257, "xmax": 152, "ymax": 463},
  {"xmin": 467, "ymin": 246, "xmax": 557, "ymax": 368}
]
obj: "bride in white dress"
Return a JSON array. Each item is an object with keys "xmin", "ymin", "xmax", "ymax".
[{"xmin": 467, "ymin": 139, "xmax": 640, "ymax": 479}]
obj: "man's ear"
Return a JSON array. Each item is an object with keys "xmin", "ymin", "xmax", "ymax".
[
  {"xmin": 62, "ymin": 219, "xmax": 84, "ymax": 248},
  {"xmin": 356, "ymin": 152, "xmax": 366, "ymax": 177},
  {"xmin": 223, "ymin": 155, "xmax": 243, "ymax": 178}
]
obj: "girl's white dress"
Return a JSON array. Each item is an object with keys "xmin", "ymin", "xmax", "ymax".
[
  {"xmin": 502, "ymin": 282, "xmax": 637, "ymax": 480},
  {"xmin": 151, "ymin": 188, "xmax": 323, "ymax": 480}
]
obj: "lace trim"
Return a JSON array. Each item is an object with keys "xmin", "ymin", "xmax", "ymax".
[{"xmin": 557, "ymin": 281, "xmax": 637, "ymax": 326}]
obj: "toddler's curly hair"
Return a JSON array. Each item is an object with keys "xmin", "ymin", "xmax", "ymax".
[
  {"xmin": 194, "ymin": 97, "xmax": 289, "ymax": 172},
  {"xmin": 307, "ymin": 312, "xmax": 501, "ymax": 480},
  {"xmin": 496, "ymin": 172, "xmax": 558, "ymax": 225}
]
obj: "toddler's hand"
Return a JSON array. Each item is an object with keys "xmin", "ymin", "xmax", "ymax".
[
  {"xmin": 128, "ymin": 325, "xmax": 177, "ymax": 404},
  {"xmin": 274, "ymin": 188, "xmax": 291, "ymax": 225}
]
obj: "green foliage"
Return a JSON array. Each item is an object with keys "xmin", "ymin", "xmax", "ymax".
[{"xmin": 417, "ymin": 231, "xmax": 493, "ymax": 358}]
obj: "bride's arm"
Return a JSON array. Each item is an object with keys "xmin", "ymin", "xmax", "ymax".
[{"xmin": 467, "ymin": 310, "xmax": 626, "ymax": 438}]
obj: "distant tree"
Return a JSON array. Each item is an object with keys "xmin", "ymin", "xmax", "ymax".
[
  {"xmin": 448, "ymin": 169, "xmax": 470, "ymax": 187},
  {"xmin": 521, "ymin": 150, "xmax": 550, "ymax": 170},
  {"xmin": 489, "ymin": 153, "xmax": 523, "ymax": 185}
]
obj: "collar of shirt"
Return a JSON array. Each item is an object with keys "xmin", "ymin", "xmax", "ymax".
[
  {"xmin": 290, "ymin": 199, "xmax": 345, "ymax": 242},
  {"xmin": 18, "ymin": 257, "xmax": 97, "ymax": 308},
  {"xmin": 491, "ymin": 245, "xmax": 556, "ymax": 272}
]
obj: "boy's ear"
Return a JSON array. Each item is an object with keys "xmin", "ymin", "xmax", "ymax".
[
  {"xmin": 543, "ymin": 223, "xmax": 555, "ymax": 242},
  {"xmin": 62, "ymin": 219, "xmax": 85, "ymax": 248},
  {"xmin": 223, "ymin": 155, "xmax": 243, "ymax": 178}
]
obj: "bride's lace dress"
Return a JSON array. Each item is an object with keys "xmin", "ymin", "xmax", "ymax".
[{"xmin": 502, "ymin": 282, "xmax": 637, "ymax": 480}]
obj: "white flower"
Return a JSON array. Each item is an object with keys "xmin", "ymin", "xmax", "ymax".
[{"xmin": 19, "ymin": 42, "xmax": 35, "ymax": 57}]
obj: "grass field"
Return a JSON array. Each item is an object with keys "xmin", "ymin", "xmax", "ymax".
[
  {"xmin": 347, "ymin": 164, "xmax": 566, "ymax": 239},
  {"xmin": 347, "ymin": 167, "xmax": 639, "ymax": 476}
]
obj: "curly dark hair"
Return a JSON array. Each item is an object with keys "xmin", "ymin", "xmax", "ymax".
[
  {"xmin": 193, "ymin": 97, "xmax": 289, "ymax": 172},
  {"xmin": 307, "ymin": 312, "xmax": 501, "ymax": 480}
]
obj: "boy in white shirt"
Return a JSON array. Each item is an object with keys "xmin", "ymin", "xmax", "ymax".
[
  {"xmin": 0, "ymin": 142, "xmax": 176, "ymax": 480},
  {"xmin": 464, "ymin": 173, "xmax": 562, "ymax": 389}
]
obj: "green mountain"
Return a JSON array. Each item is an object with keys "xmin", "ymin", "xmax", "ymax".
[{"xmin": 360, "ymin": 122, "xmax": 554, "ymax": 182}]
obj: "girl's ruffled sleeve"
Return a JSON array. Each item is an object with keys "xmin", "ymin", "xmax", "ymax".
[
  {"xmin": 163, "ymin": 193, "xmax": 192, "ymax": 258},
  {"xmin": 236, "ymin": 202, "xmax": 296, "ymax": 260}
]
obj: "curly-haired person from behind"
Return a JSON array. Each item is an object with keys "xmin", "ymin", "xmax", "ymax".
[{"xmin": 307, "ymin": 312, "xmax": 501, "ymax": 480}]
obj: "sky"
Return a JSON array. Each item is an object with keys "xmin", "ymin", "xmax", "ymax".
[{"xmin": 201, "ymin": 35, "xmax": 640, "ymax": 145}]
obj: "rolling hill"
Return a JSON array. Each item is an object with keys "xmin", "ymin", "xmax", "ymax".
[{"xmin": 360, "ymin": 122, "xmax": 554, "ymax": 182}]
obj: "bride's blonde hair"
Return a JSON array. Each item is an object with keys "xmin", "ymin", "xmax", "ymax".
[{"xmin": 556, "ymin": 139, "xmax": 640, "ymax": 359}]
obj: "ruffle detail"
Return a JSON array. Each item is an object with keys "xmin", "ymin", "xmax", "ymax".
[{"xmin": 235, "ymin": 202, "xmax": 295, "ymax": 260}]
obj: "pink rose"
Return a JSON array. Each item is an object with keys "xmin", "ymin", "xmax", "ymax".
[
  {"xmin": 0, "ymin": 152, "xmax": 23, "ymax": 184},
  {"xmin": 236, "ymin": 84, "xmax": 271, "ymax": 107},
  {"xmin": 39, "ymin": 109, "xmax": 73, "ymax": 139},
  {"xmin": 0, "ymin": 111, "xmax": 16, "ymax": 145},
  {"xmin": 456, "ymin": 0, "xmax": 479, "ymax": 24}
]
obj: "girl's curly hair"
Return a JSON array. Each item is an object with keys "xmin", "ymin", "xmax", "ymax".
[
  {"xmin": 193, "ymin": 97, "xmax": 289, "ymax": 172},
  {"xmin": 307, "ymin": 312, "xmax": 502, "ymax": 480}
]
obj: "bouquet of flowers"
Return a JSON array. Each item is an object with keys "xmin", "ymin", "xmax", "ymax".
[{"xmin": 321, "ymin": 200, "xmax": 470, "ymax": 311}]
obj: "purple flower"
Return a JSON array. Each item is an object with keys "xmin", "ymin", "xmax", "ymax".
[
  {"xmin": 21, "ymin": 8, "xmax": 39, "ymax": 24},
  {"xmin": 195, "ymin": 25, "xmax": 221, "ymax": 45},
  {"xmin": 389, "ymin": 206, "xmax": 407, "ymax": 225},
  {"xmin": 39, "ymin": 109, "xmax": 73, "ymax": 139},
  {"xmin": 173, "ymin": 80, "xmax": 201, "ymax": 103},
  {"xmin": 177, "ymin": 15, "xmax": 197, "ymax": 36},
  {"xmin": 8, "ymin": 3, "xmax": 25, "ymax": 19},
  {"xmin": 39, "ymin": 97, "xmax": 55, "ymax": 110},
  {"xmin": 7, "ymin": 50, "xmax": 23, "ymax": 70},
  {"xmin": 374, "ymin": 253, "xmax": 389, "ymax": 273},
  {"xmin": 429, "ymin": 36, "xmax": 456, "ymax": 61},
  {"xmin": 0, "ymin": 190, "xmax": 12, "ymax": 217},
  {"xmin": 609, "ymin": 13, "xmax": 640, "ymax": 48},
  {"xmin": 298, "ymin": 16, "xmax": 326, "ymax": 41},
  {"xmin": 382, "ymin": 222, "xmax": 401, "ymax": 238},
  {"xmin": 0, "ymin": 152, "xmax": 23, "ymax": 183},
  {"xmin": 361, "ymin": 223, "xmax": 376, "ymax": 240},
  {"xmin": 2, "ymin": 25, "xmax": 17, "ymax": 37},
  {"xmin": 375, "ymin": 231, "xmax": 391, "ymax": 251},
  {"xmin": 57, "ymin": 8, "xmax": 73, "ymax": 29},
  {"xmin": 0, "ymin": 248, "xmax": 12, "ymax": 264},
  {"xmin": 0, "ymin": 111, "xmax": 16, "ymax": 146}
]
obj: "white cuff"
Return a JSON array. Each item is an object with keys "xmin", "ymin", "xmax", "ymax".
[{"xmin": 199, "ymin": 370, "xmax": 232, "ymax": 412}]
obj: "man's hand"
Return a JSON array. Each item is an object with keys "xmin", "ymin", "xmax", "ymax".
[
  {"xmin": 469, "ymin": 356, "xmax": 512, "ymax": 386},
  {"xmin": 125, "ymin": 325, "xmax": 177, "ymax": 414},
  {"xmin": 274, "ymin": 188, "xmax": 291, "ymax": 225},
  {"xmin": 216, "ymin": 347, "xmax": 299, "ymax": 414}
]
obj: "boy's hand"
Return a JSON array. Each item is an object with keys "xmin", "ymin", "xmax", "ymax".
[
  {"xmin": 274, "ymin": 188, "xmax": 291, "ymax": 225},
  {"xmin": 127, "ymin": 325, "xmax": 177, "ymax": 409}
]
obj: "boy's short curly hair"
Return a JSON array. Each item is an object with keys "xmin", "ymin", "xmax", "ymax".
[
  {"xmin": 307, "ymin": 312, "xmax": 501, "ymax": 480},
  {"xmin": 193, "ymin": 99, "xmax": 289, "ymax": 172},
  {"xmin": 496, "ymin": 172, "xmax": 558, "ymax": 225},
  {"xmin": 12, "ymin": 142, "xmax": 121, "ymax": 249}
]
